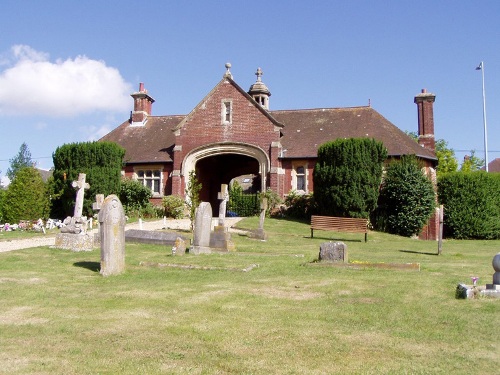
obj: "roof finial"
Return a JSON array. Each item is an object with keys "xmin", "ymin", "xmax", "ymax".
[
  {"xmin": 255, "ymin": 67, "xmax": 263, "ymax": 82},
  {"xmin": 224, "ymin": 62, "xmax": 232, "ymax": 79}
]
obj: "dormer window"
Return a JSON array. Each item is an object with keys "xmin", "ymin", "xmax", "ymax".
[{"xmin": 222, "ymin": 100, "xmax": 232, "ymax": 124}]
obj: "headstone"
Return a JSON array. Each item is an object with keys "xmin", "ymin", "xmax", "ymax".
[
  {"xmin": 249, "ymin": 196, "xmax": 268, "ymax": 240},
  {"xmin": 72, "ymin": 173, "xmax": 90, "ymax": 219},
  {"xmin": 55, "ymin": 173, "xmax": 94, "ymax": 250},
  {"xmin": 217, "ymin": 184, "xmax": 229, "ymax": 226},
  {"xmin": 172, "ymin": 237, "xmax": 187, "ymax": 256},
  {"xmin": 486, "ymin": 252, "xmax": 500, "ymax": 290},
  {"xmin": 191, "ymin": 202, "xmax": 213, "ymax": 254},
  {"xmin": 99, "ymin": 194, "xmax": 126, "ymax": 276},
  {"xmin": 319, "ymin": 241, "xmax": 348, "ymax": 263},
  {"xmin": 92, "ymin": 194, "xmax": 105, "ymax": 246}
]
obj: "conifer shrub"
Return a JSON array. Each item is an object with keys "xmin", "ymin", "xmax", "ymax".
[
  {"xmin": 51, "ymin": 142, "xmax": 125, "ymax": 218},
  {"xmin": 372, "ymin": 155, "xmax": 436, "ymax": 237},
  {"xmin": 438, "ymin": 171, "xmax": 500, "ymax": 239},
  {"xmin": 2, "ymin": 167, "xmax": 50, "ymax": 222},
  {"xmin": 313, "ymin": 138, "xmax": 387, "ymax": 219}
]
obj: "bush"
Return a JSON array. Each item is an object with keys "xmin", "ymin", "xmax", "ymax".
[
  {"xmin": 162, "ymin": 195, "xmax": 185, "ymax": 219},
  {"xmin": 119, "ymin": 178, "xmax": 153, "ymax": 216},
  {"xmin": 51, "ymin": 141, "xmax": 125, "ymax": 218},
  {"xmin": 313, "ymin": 138, "xmax": 387, "ymax": 219},
  {"xmin": 438, "ymin": 171, "xmax": 500, "ymax": 239},
  {"xmin": 2, "ymin": 167, "xmax": 50, "ymax": 222},
  {"xmin": 373, "ymin": 156, "xmax": 436, "ymax": 237},
  {"xmin": 279, "ymin": 191, "xmax": 316, "ymax": 220}
]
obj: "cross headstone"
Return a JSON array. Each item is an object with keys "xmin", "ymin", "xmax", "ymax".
[
  {"xmin": 99, "ymin": 194, "xmax": 126, "ymax": 276},
  {"xmin": 217, "ymin": 184, "xmax": 229, "ymax": 226},
  {"xmin": 72, "ymin": 173, "xmax": 90, "ymax": 218}
]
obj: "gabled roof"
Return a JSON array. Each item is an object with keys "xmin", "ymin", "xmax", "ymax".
[
  {"xmin": 173, "ymin": 76, "xmax": 283, "ymax": 132},
  {"xmin": 100, "ymin": 116, "xmax": 184, "ymax": 163},
  {"xmin": 270, "ymin": 106, "xmax": 436, "ymax": 160}
]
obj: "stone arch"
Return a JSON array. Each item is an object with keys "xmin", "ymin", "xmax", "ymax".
[{"xmin": 182, "ymin": 142, "xmax": 270, "ymax": 194}]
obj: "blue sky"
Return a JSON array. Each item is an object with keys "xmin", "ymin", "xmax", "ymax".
[{"xmin": 1, "ymin": 1, "xmax": 499, "ymax": 184}]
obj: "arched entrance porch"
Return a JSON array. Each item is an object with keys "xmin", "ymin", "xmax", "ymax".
[{"xmin": 181, "ymin": 143, "xmax": 270, "ymax": 215}]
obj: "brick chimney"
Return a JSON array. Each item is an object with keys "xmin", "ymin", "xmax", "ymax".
[
  {"xmin": 414, "ymin": 88, "xmax": 436, "ymax": 152},
  {"xmin": 130, "ymin": 83, "xmax": 155, "ymax": 126}
]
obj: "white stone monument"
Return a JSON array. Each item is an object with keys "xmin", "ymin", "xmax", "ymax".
[{"xmin": 99, "ymin": 194, "xmax": 126, "ymax": 276}]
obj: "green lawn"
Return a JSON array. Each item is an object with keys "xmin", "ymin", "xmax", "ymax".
[{"xmin": 0, "ymin": 217, "xmax": 498, "ymax": 374}]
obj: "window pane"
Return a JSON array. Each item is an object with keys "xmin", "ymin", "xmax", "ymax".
[
  {"xmin": 297, "ymin": 176, "xmax": 305, "ymax": 190},
  {"xmin": 153, "ymin": 179, "xmax": 160, "ymax": 193}
]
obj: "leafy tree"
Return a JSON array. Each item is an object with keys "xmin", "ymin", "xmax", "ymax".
[
  {"xmin": 405, "ymin": 132, "xmax": 458, "ymax": 176},
  {"xmin": 373, "ymin": 155, "xmax": 436, "ymax": 237},
  {"xmin": 119, "ymin": 178, "xmax": 153, "ymax": 216},
  {"xmin": 313, "ymin": 138, "xmax": 387, "ymax": 218},
  {"xmin": 2, "ymin": 167, "xmax": 50, "ymax": 222},
  {"xmin": 7, "ymin": 142, "xmax": 33, "ymax": 180},
  {"xmin": 185, "ymin": 170, "xmax": 202, "ymax": 231},
  {"xmin": 460, "ymin": 150, "xmax": 484, "ymax": 172},
  {"xmin": 435, "ymin": 139, "xmax": 458, "ymax": 175},
  {"xmin": 0, "ymin": 188, "xmax": 5, "ymax": 222},
  {"xmin": 50, "ymin": 142, "xmax": 125, "ymax": 218}
]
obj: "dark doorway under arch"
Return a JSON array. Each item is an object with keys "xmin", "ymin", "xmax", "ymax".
[{"xmin": 196, "ymin": 154, "xmax": 259, "ymax": 215}]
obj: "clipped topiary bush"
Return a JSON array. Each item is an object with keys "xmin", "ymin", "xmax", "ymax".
[
  {"xmin": 438, "ymin": 171, "xmax": 500, "ymax": 239},
  {"xmin": 313, "ymin": 138, "xmax": 387, "ymax": 219},
  {"xmin": 373, "ymin": 155, "xmax": 436, "ymax": 237}
]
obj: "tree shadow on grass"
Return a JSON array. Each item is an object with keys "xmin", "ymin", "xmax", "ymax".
[
  {"xmin": 399, "ymin": 250, "xmax": 438, "ymax": 256},
  {"xmin": 73, "ymin": 261, "xmax": 100, "ymax": 272}
]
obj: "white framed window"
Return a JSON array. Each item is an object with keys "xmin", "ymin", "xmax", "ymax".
[
  {"xmin": 292, "ymin": 163, "xmax": 308, "ymax": 192},
  {"xmin": 222, "ymin": 100, "xmax": 232, "ymax": 124},
  {"xmin": 136, "ymin": 169, "xmax": 162, "ymax": 196}
]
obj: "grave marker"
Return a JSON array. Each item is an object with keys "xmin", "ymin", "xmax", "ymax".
[{"xmin": 99, "ymin": 194, "xmax": 126, "ymax": 276}]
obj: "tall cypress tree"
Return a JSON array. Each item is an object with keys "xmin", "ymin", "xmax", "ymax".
[
  {"xmin": 50, "ymin": 142, "xmax": 125, "ymax": 218},
  {"xmin": 313, "ymin": 138, "xmax": 387, "ymax": 218}
]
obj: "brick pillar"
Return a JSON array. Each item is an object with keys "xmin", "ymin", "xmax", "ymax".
[{"xmin": 414, "ymin": 89, "xmax": 436, "ymax": 152}]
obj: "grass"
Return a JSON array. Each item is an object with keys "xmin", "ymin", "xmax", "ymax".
[{"xmin": 0, "ymin": 217, "xmax": 499, "ymax": 374}]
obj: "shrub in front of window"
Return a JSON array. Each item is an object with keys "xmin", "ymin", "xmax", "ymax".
[
  {"xmin": 373, "ymin": 155, "xmax": 435, "ymax": 237},
  {"xmin": 313, "ymin": 138, "xmax": 387, "ymax": 219},
  {"xmin": 281, "ymin": 190, "xmax": 317, "ymax": 220},
  {"xmin": 119, "ymin": 178, "xmax": 153, "ymax": 216},
  {"xmin": 162, "ymin": 195, "xmax": 185, "ymax": 219},
  {"xmin": 438, "ymin": 171, "xmax": 500, "ymax": 239}
]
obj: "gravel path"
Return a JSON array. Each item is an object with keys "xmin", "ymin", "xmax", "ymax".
[{"xmin": 0, "ymin": 217, "xmax": 244, "ymax": 253}]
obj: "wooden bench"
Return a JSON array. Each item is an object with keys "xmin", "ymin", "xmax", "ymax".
[{"xmin": 310, "ymin": 215, "xmax": 368, "ymax": 242}]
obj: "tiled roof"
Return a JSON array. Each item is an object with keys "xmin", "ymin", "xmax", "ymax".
[
  {"xmin": 487, "ymin": 158, "xmax": 500, "ymax": 172},
  {"xmin": 270, "ymin": 106, "xmax": 436, "ymax": 160},
  {"xmin": 100, "ymin": 116, "xmax": 184, "ymax": 163}
]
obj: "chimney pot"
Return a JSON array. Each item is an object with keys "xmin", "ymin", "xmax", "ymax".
[
  {"xmin": 422, "ymin": 88, "xmax": 426, "ymax": 93},
  {"xmin": 139, "ymin": 82, "xmax": 144, "ymax": 92}
]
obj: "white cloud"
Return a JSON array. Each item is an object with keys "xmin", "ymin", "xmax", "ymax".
[
  {"xmin": 0, "ymin": 45, "xmax": 132, "ymax": 117},
  {"xmin": 80, "ymin": 124, "xmax": 113, "ymax": 141}
]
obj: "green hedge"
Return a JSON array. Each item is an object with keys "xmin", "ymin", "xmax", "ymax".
[{"xmin": 438, "ymin": 172, "xmax": 500, "ymax": 239}]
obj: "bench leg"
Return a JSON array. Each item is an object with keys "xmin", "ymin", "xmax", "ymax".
[
  {"xmin": 365, "ymin": 232, "xmax": 367, "ymax": 242},
  {"xmin": 311, "ymin": 229, "xmax": 313, "ymax": 238}
]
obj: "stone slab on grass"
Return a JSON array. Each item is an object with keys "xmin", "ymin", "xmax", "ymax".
[{"xmin": 125, "ymin": 229, "xmax": 187, "ymax": 246}]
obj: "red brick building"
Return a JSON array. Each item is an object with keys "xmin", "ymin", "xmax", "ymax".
[{"xmin": 101, "ymin": 64, "xmax": 438, "ymax": 237}]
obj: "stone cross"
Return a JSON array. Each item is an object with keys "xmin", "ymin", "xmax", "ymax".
[
  {"xmin": 217, "ymin": 184, "xmax": 229, "ymax": 226},
  {"xmin": 92, "ymin": 194, "xmax": 104, "ymax": 212},
  {"xmin": 72, "ymin": 173, "xmax": 90, "ymax": 218}
]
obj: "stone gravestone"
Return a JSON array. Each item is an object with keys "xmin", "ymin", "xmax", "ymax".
[
  {"xmin": 209, "ymin": 185, "xmax": 235, "ymax": 251},
  {"xmin": 92, "ymin": 194, "xmax": 105, "ymax": 246},
  {"xmin": 191, "ymin": 202, "xmax": 213, "ymax": 254},
  {"xmin": 319, "ymin": 241, "xmax": 348, "ymax": 263},
  {"xmin": 172, "ymin": 237, "xmax": 187, "ymax": 256},
  {"xmin": 99, "ymin": 194, "xmax": 126, "ymax": 276},
  {"xmin": 249, "ymin": 196, "xmax": 268, "ymax": 240},
  {"xmin": 54, "ymin": 173, "xmax": 94, "ymax": 251},
  {"xmin": 486, "ymin": 252, "xmax": 500, "ymax": 291}
]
